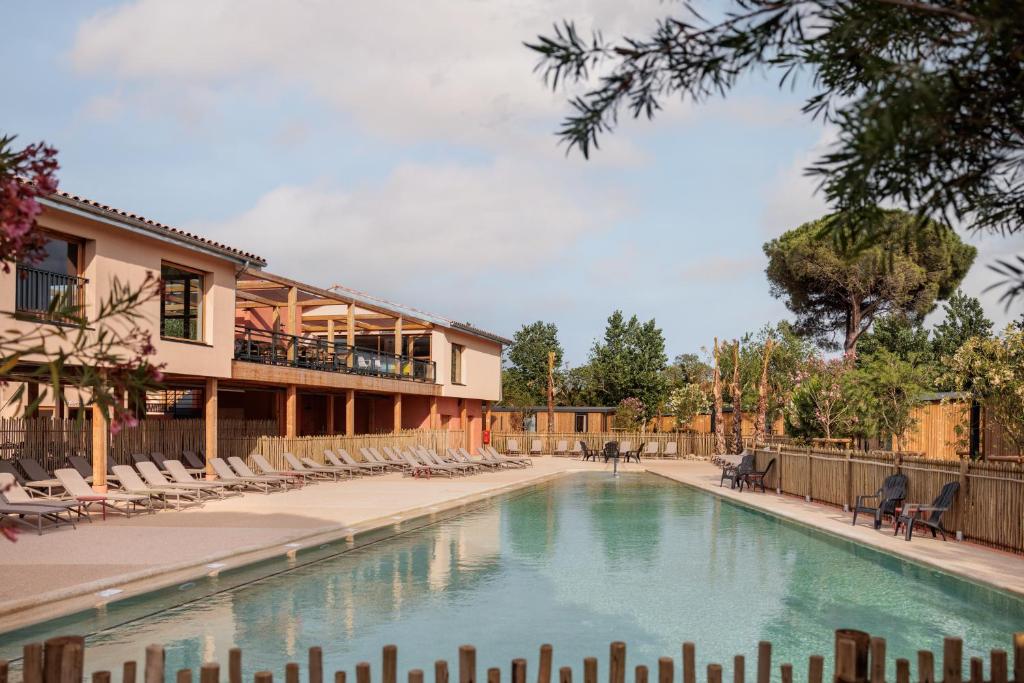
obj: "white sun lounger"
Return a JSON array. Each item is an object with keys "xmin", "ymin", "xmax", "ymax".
[
  {"xmin": 137, "ymin": 461, "xmax": 225, "ymax": 500},
  {"xmin": 0, "ymin": 472, "xmax": 88, "ymax": 521},
  {"xmin": 54, "ymin": 468, "xmax": 152, "ymax": 517},
  {"xmin": 251, "ymin": 453, "xmax": 316, "ymax": 484},
  {"xmin": 530, "ymin": 439, "xmax": 543, "ymax": 455},
  {"xmin": 209, "ymin": 459, "xmax": 276, "ymax": 494},
  {"xmin": 553, "ymin": 439, "xmax": 569, "ymax": 456},
  {"xmin": 334, "ymin": 448, "xmax": 386, "ymax": 473},
  {"xmin": 228, "ymin": 457, "xmax": 294, "ymax": 488},
  {"xmin": 401, "ymin": 449, "xmax": 453, "ymax": 478},
  {"xmin": 663, "ymin": 442, "xmax": 679, "ymax": 458},
  {"xmin": 164, "ymin": 460, "xmax": 236, "ymax": 498},
  {"xmin": 113, "ymin": 465, "xmax": 203, "ymax": 510},
  {"xmin": 280, "ymin": 453, "xmax": 340, "ymax": 481},
  {"xmin": 506, "ymin": 438, "xmax": 521, "ymax": 454},
  {"xmin": 644, "ymin": 442, "xmax": 660, "ymax": 457}
]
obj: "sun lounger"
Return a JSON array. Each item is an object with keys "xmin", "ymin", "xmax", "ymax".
[
  {"xmin": 113, "ymin": 465, "xmax": 202, "ymax": 510},
  {"xmin": 445, "ymin": 448, "xmax": 483, "ymax": 472},
  {"xmin": 150, "ymin": 453, "xmax": 170, "ymax": 470},
  {"xmin": 18, "ymin": 458, "xmax": 51, "ymax": 482},
  {"xmin": 164, "ymin": 460, "xmax": 235, "ymax": 498},
  {"xmin": 182, "ymin": 451, "xmax": 206, "ymax": 470},
  {"xmin": 0, "ymin": 473, "xmax": 88, "ymax": 522},
  {"xmin": 210, "ymin": 458, "xmax": 277, "ymax": 494},
  {"xmin": 367, "ymin": 448, "xmax": 403, "ymax": 471},
  {"xmin": 227, "ymin": 457, "xmax": 293, "ymax": 488},
  {"xmin": 379, "ymin": 447, "xmax": 412, "ymax": 469},
  {"xmin": 251, "ymin": 453, "xmax": 317, "ymax": 483},
  {"xmin": 643, "ymin": 442, "xmax": 660, "ymax": 458},
  {"xmin": 570, "ymin": 441, "xmax": 583, "ymax": 457},
  {"xmin": 529, "ymin": 439, "xmax": 543, "ymax": 456},
  {"xmin": 484, "ymin": 445, "xmax": 531, "ymax": 467},
  {"xmin": 136, "ymin": 461, "xmax": 224, "ymax": 500},
  {"xmin": 618, "ymin": 441, "xmax": 633, "ymax": 455},
  {"xmin": 333, "ymin": 448, "xmax": 386, "ymax": 474},
  {"xmin": 852, "ymin": 473, "xmax": 907, "ymax": 529},
  {"xmin": 454, "ymin": 448, "xmax": 502, "ymax": 469},
  {"xmin": 67, "ymin": 455, "xmax": 93, "ymax": 480},
  {"xmin": 0, "ymin": 461, "xmax": 26, "ymax": 485},
  {"xmin": 422, "ymin": 448, "xmax": 474, "ymax": 474},
  {"xmin": 358, "ymin": 448, "xmax": 396, "ymax": 472},
  {"xmin": 279, "ymin": 452, "xmax": 343, "ymax": 480},
  {"xmin": 0, "ymin": 478, "xmax": 77, "ymax": 534},
  {"xmin": 401, "ymin": 449, "xmax": 453, "ymax": 478},
  {"xmin": 322, "ymin": 450, "xmax": 363, "ymax": 475},
  {"xmin": 506, "ymin": 439, "xmax": 521, "ymax": 455},
  {"xmin": 663, "ymin": 442, "xmax": 678, "ymax": 459},
  {"xmin": 553, "ymin": 439, "xmax": 569, "ymax": 456},
  {"xmin": 894, "ymin": 481, "xmax": 959, "ymax": 542},
  {"xmin": 54, "ymin": 468, "xmax": 151, "ymax": 517}
]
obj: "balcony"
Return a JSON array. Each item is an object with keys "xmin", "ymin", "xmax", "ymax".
[
  {"xmin": 234, "ymin": 325, "xmax": 436, "ymax": 383},
  {"xmin": 15, "ymin": 265, "xmax": 88, "ymax": 321}
]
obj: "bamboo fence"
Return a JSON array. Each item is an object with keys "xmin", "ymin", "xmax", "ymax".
[
  {"xmin": 8, "ymin": 630, "xmax": 1023, "ymax": 683},
  {"xmin": 251, "ymin": 430, "xmax": 464, "ymax": 470},
  {"xmin": 490, "ymin": 432, "xmax": 756, "ymax": 459},
  {"xmin": 751, "ymin": 446, "xmax": 1024, "ymax": 554}
]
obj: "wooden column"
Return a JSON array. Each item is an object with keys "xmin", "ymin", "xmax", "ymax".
[
  {"xmin": 285, "ymin": 385, "xmax": 298, "ymax": 438},
  {"xmin": 393, "ymin": 393, "xmax": 403, "ymax": 432},
  {"xmin": 286, "ymin": 286, "xmax": 298, "ymax": 362},
  {"xmin": 25, "ymin": 382, "xmax": 39, "ymax": 417},
  {"xmin": 430, "ymin": 396, "xmax": 438, "ymax": 429},
  {"xmin": 345, "ymin": 389, "xmax": 356, "ymax": 436},
  {"xmin": 204, "ymin": 378, "xmax": 218, "ymax": 480},
  {"xmin": 276, "ymin": 390, "xmax": 287, "ymax": 436},
  {"xmin": 460, "ymin": 400, "xmax": 469, "ymax": 449},
  {"xmin": 484, "ymin": 402, "xmax": 492, "ymax": 432},
  {"xmin": 91, "ymin": 403, "xmax": 107, "ymax": 492},
  {"xmin": 394, "ymin": 316, "xmax": 403, "ymax": 375},
  {"xmin": 346, "ymin": 305, "xmax": 356, "ymax": 368},
  {"xmin": 327, "ymin": 318, "xmax": 335, "ymax": 349},
  {"xmin": 326, "ymin": 394, "xmax": 336, "ymax": 435}
]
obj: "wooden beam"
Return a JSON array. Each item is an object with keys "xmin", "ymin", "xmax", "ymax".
[
  {"xmin": 285, "ymin": 385, "xmax": 298, "ymax": 438},
  {"xmin": 237, "ymin": 280, "xmax": 288, "ymax": 291},
  {"xmin": 327, "ymin": 394, "xmax": 336, "ymax": 435},
  {"xmin": 236, "ymin": 290, "xmax": 283, "ymax": 307},
  {"xmin": 327, "ymin": 319, "xmax": 335, "ymax": 346},
  {"xmin": 346, "ymin": 306, "xmax": 355, "ymax": 368},
  {"xmin": 91, "ymin": 403, "xmax": 107, "ymax": 492},
  {"xmin": 345, "ymin": 389, "xmax": 355, "ymax": 436},
  {"xmin": 296, "ymin": 297, "xmax": 345, "ymax": 306},
  {"xmin": 460, "ymin": 400, "xmax": 469, "ymax": 449},
  {"xmin": 204, "ymin": 378, "xmax": 218, "ymax": 479},
  {"xmin": 395, "ymin": 316, "xmax": 403, "ymax": 374},
  {"xmin": 393, "ymin": 393, "xmax": 402, "ymax": 432}
]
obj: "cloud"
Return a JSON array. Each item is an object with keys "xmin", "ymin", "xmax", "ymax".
[
  {"xmin": 197, "ymin": 158, "xmax": 621, "ymax": 302},
  {"xmin": 679, "ymin": 255, "xmax": 763, "ymax": 282},
  {"xmin": 69, "ymin": 0, "xmax": 670, "ymax": 151},
  {"xmin": 759, "ymin": 127, "xmax": 836, "ymax": 237}
]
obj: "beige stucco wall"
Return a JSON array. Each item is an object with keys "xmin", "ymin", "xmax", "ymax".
[
  {"xmin": 0, "ymin": 205, "xmax": 239, "ymax": 380},
  {"xmin": 431, "ymin": 328, "xmax": 501, "ymax": 401}
]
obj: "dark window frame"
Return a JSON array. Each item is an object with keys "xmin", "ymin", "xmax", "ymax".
[{"xmin": 160, "ymin": 262, "xmax": 205, "ymax": 341}]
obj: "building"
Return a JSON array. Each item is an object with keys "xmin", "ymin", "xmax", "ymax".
[{"xmin": 0, "ymin": 188, "xmax": 508, "ymax": 484}]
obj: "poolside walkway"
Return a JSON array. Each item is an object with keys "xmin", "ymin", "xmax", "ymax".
[
  {"xmin": 644, "ymin": 460, "xmax": 1024, "ymax": 598},
  {"xmin": 3, "ymin": 457, "xmax": 1023, "ymax": 633}
]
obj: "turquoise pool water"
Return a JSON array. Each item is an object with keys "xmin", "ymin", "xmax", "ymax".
[{"xmin": 3, "ymin": 473, "xmax": 1022, "ymax": 680}]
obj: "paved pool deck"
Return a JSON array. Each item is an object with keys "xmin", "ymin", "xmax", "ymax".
[{"xmin": 1, "ymin": 457, "xmax": 1022, "ymax": 634}]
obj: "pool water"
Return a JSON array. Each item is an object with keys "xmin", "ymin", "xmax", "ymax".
[{"xmin": 3, "ymin": 473, "xmax": 1022, "ymax": 680}]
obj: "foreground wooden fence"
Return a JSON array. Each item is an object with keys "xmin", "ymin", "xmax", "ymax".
[
  {"xmin": 490, "ymin": 432, "xmax": 755, "ymax": 459},
  {"xmin": 7, "ymin": 630, "xmax": 1023, "ymax": 683},
  {"xmin": 752, "ymin": 446, "xmax": 1024, "ymax": 554}
]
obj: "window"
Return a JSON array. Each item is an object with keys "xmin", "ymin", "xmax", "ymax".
[
  {"xmin": 16, "ymin": 231, "xmax": 85, "ymax": 317},
  {"xmin": 575, "ymin": 413, "xmax": 588, "ymax": 433},
  {"xmin": 451, "ymin": 343, "xmax": 464, "ymax": 383},
  {"xmin": 161, "ymin": 263, "xmax": 204, "ymax": 341}
]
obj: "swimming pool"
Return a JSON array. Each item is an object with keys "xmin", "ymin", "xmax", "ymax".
[{"xmin": 3, "ymin": 473, "xmax": 1022, "ymax": 679}]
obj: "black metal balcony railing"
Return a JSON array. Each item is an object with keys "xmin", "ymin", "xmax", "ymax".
[
  {"xmin": 233, "ymin": 325, "xmax": 437, "ymax": 383},
  {"xmin": 15, "ymin": 265, "xmax": 88, "ymax": 320}
]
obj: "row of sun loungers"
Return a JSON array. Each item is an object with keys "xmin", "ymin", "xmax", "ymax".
[
  {"xmin": 505, "ymin": 439, "xmax": 679, "ymax": 458},
  {"xmin": 0, "ymin": 445, "xmax": 533, "ymax": 534}
]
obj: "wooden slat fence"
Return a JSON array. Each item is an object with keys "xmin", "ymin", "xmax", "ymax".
[
  {"xmin": 753, "ymin": 447, "xmax": 1024, "ymax": 554},
  {"xmin": 0, "ymin": 418, "xmax": 89, "ymax": 474},
  {"xmin": 8, "ymin": 629, "xmax": 1023, "ymax": 683},
  {"xmin": 251, "ymin": 430, "xmax": 464, "ymax": 470},
  {"xmin": 490, "ymin": 432, "xmax": 754, "ymax": 459}
]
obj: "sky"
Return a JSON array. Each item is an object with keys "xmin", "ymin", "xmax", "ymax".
[{"xmin": 6, "ymin": 1, "xmax": 1022, "ymax": 364}]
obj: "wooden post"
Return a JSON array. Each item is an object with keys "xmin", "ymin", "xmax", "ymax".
[
  {"xmin": 459, "ymin": 645, "xmax": 476, "ymax": 683},
  {"xmin": 346, "ymin": 305, "xmax": 356, "ymax": 369},
  {"xmin": 488, "ymin": 671, "xmax": 500, "ymax": 683},
  {"xmin": 869, "ymin": 638, "xmax": 885, "ymax": 683},
  {"xmin": 708, "ymin": 666, "xmax": 722, "ymax": 683},
  {"xmin": 893, "ymin": 661, "xmax": 908, "ymax": 683},
  {"xmin": 806, "ymin": 452, "xmax": 813, "ymax": 503},
  {"xmin": 430, "ymin": 397, "xmax": 439, "ymax": 430},
  {"xmin": 757, "ymin": 642, "xmax": 771, "ymax": 683},
  {"xmin": 309, "ymin": 649, "xmax": 324, "ymax": 683},
  {"xmin": 411, "ymin": 672, "xmax": 425, "ymax": 683},
  {"xmin": 956, "ymin": 458, "xmax": 970, "ymax": 539},
  {"xmin": 734, "ymin": 656, "xmax": 745, "ymax": 683},
  {"xmin": 436, "ymin": 660, "xmax": 449, "ymax": 683},
  {"xmin": 844, "ymin": 451, "xmax": 853, "ymax": 512},
  {"xmin": 93, "ymin": 672, "xmax": 111, "ymax": 683},
  {"xmin": 44, "ymin": 636, "xmax": 84, "ymax": 683},
  {"xmin": 255, "ymin": 673, "xmax": 273, "ymax": 683},
  {"xmin": 201, "ymin": 664, "xmax": 219, "ymax": 683},
  {"xmin": 125, "ymin": 661, "xmax": 138, "ymax": 683},
  {"xmin": 943, "ymin": 637, "xmax": 962, "ymax": 683},
  {"xmin": 808, "ymin": 657, "xmax": 824, "ymax": 683},
  {"xmin": 145, "ymin": 644, "xmax": 165, "ymax": 683},
  {"xmin": 176, "ymin": 671, "xmax": 191, "ymax": 683},
  {"xmin": 610, "ymin": 643, "xmax": 626, "ymax": 683},
  {"xmin": 537, "ymin": 645, "xmax": 552, "ymax": 683},
  {"xmin": 461, "ymin": 400, "xmax": 469, "ymax": 450},
  {"xmin": 918, "ymin": 651, "xmax": 935, "ymax": 683},
  {"xmin": 485, "ymin": 402, "xmax": 492, "ymax": 433},
  {"xmin": 286, "ymin": 385, "xmax": 298, "ymax": 438},
  {"xmin": 395, "ymin": 317, "xmax": 403, "ymax": 374},
  {"xmin": 230, "ymin": 649, "xmax": 242, "ymax": 683},
  {"xmin": 287, "ymin": 286, "xmax": 298, "ymax": 362},
  {"xmin": 990, "ymin": 650, "xmax": 1007, "ymax": 683},
  {"xmin": 91, "ymin": 403, "xmax": 108, "ymax": 492},
  {"xmin": 834, "ymin": 630, "xmax": 870, "ymax": 683},
  {"xmin": 356, "ymin": 664, "xmax": 371, "ymax": 683},
  {"xmin": 584, "ymin": 659, "xmax": 598, "ymax": 683},
  {"xmin": 969, "ymin": 658, "xmax": 983, "ymax": 683},
  {"xmin": 683, "ymin": 643, "xmax": 696, "ymax": 683},
  {"xmin": 635, "ymin": 668, "xmax": 647, "ymax": 683},
  {"xmin": 383, "ymin": 645, "xmax": 397, "ymax": 683},
  {"xmin": 560, "ymin": 669, "xmax": 572, "ymax": 683},
  {"xmin": 394, "ymin": 394, "xmax": 403, "ymax": 432},
  {"xmin": 512, "ymin": 661, "xmax": 526, "ymax": 683},
  {"xmin": 1014, "ymin": 633, "xmax": 1024, "ymax": 683},
  {"xmin": 346, "ymin": 389, "xmax": 356, "ymax": 437},
  {"xmin": 204, "ymin": 378, "xmax": 218, "ymax": 479},
  {"xmin": 23, "ymin": 643, "xmax": 43, "ymax": 683},
  {"xmin": 779, "ymin": 665, "xmax": 791, "ymax": 683},
  {"xmin": 657, "ymin": 658, "xmax": 672, "ymax": 683}
]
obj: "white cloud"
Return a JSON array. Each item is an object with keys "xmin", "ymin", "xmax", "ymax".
[
  {"xmin": 198, "ymin": 158, "xmax": 621, "ymax": 302},
  {"xmin": 70, "ymin": 0, "xmax": 670, "ymax": 150},
  {"xmin": 759, "ymin": 127, "xmax": 836, "ymax": 237},
  {"xmin": 679, "ymin": 255, "xmax": 763, "ymax": 283}
]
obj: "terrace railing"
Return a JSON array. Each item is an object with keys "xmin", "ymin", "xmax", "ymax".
[
  {"xmin": 14, "ymin": 265, "xmax": 88, "ymax": 322},
  {"xmin": 12, "ymin": 629, "xmax": 1024, "ymax": 683},
  {"xmin": 234, "ymin": 325, "xmax": 436, "ymax": 383}
]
